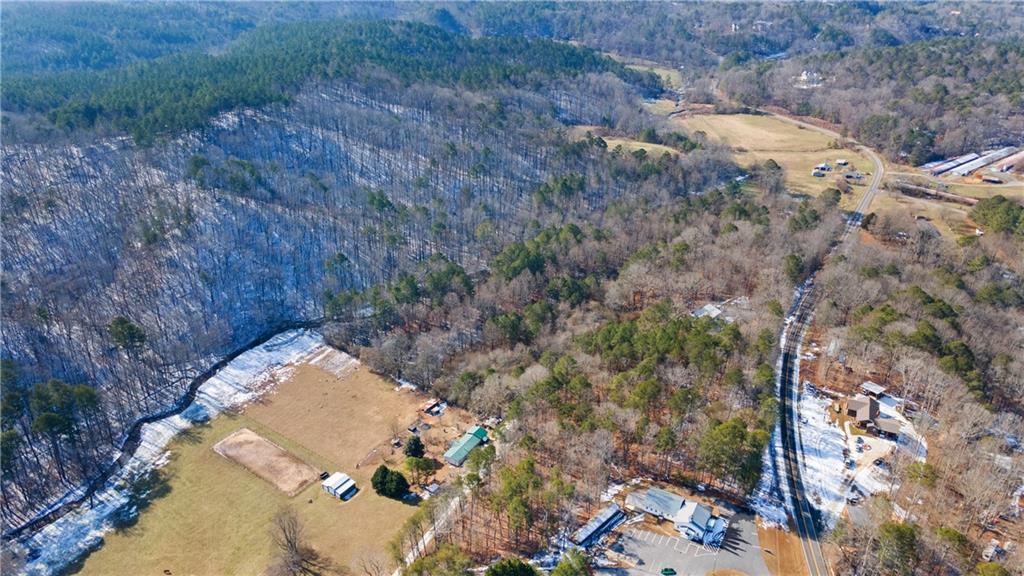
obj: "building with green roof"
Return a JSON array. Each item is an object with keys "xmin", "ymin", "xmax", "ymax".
[{"xmin": 444, "ymin": 426, "xmax": 488, "ymax": 466}]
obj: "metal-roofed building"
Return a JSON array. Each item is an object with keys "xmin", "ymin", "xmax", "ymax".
[
  {"xmin": 691, "ymin": 304, "xmax": 723, "ymax": 320},
  {"xmin": 861, "ymin": 381, "xmax": 886, "ymax": 398},
  {"xmin": 625, "ymin": 487, "xmax": 726, "ymax": 545},
  {"xmin": 322, "ymin": 472, "xmax": 357, "ymax": 500},
  {"xmin": 952, "ymin": 147, "xmax": 1018, "ymax": 176},
  {"xmin": 444, "ymin": 426, "xmax": 488, "ymax": 467},
  {"xmin": 929, "ymin": 152, "xmax": 979, "ymax": 175},
  {"xmin": 626, "ymin": 487, "xmax": 685, "ymax": 519},
  {"xmin": 572, "ymin": 503, "xmax": 624, "ymax": 548}
]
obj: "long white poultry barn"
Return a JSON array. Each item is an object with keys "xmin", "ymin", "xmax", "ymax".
[{"xmin": 951, "ymin": 147, "xmax": 1018, "ymax": 176}]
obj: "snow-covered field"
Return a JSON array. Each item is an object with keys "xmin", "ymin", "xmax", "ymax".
[
  {"xmin": 16, "ymin": 329, "xmax": 344, "ymax": 576},
  {"xmin": 793, "ymin": 382, "xmax": 847, "ymax": 528}
]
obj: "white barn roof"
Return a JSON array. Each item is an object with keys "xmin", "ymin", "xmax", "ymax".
[
  {"xmin": 861, "ymin": 381, "xmax": 886, "ymax": 396},
  {"xmin": 322, "ymin": 472, "xmax": 352, "ymax": 492}
]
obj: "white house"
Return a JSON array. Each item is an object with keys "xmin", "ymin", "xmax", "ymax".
[
  {"xmin": 625, "ymin": 488, "xmax": 727, "ymax": 546},
  {"xmin": 322, "ymin": 472, "xmax": 357, "ymax": 500}
]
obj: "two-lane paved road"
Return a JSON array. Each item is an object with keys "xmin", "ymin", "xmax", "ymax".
[{"xmin": 769, "ymin": 112, "xmax": 886, "ymax": 576}]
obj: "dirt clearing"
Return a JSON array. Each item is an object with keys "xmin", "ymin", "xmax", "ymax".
[{"xmin": 213, "ymin": 427, "xmax": 319, "ymax": 496}]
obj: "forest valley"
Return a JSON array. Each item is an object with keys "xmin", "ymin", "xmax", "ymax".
[{"xmin": 1, "ymin": 5, "xmax": 1023, "ymax": 576}]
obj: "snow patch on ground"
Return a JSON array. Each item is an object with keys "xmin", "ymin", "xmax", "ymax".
[
  {"xmin": 751, "ymin": 329, "xmax": 793, "ymax": 530},
  {"xmin": 18, "ymin": 329, "xmax": 339, "ymax": 576},
  {"xmin": 795, "ymin": 383, "xmax": 848, "ymax": 529},
  {"xmin": 751, "ymin": 424, "xmax": 790, "ymax": 529},
  {"xmin": 308, "ymin": 345, "xmax": 358, "ymax": 379}
]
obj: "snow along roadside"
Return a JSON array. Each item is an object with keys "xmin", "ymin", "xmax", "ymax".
[{"xmin": 16, "ymin": 329, "xmax": 343, "ymax": 576}]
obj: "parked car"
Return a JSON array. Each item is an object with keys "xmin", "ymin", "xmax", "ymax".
[{"xmin": 661, "ymin": 569, "xmax": 677, "ymax": 576}]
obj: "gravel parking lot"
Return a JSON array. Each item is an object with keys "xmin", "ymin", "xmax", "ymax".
[{"xmin": 599, "ymin": 510, "xmax": 769, "ymax": 576}]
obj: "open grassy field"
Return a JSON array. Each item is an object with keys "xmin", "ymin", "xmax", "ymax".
[
  {"xmin": 945, "ymin": 179, "xmax": 1024, "ymax": 201},
  {"xmin": 603, "ymin": 51, "xmax": 683, "ymax": 91},
  {"xmin": 758, "ymin": 524, "xmax": 810, "ymax": 576},
  {"xmin": 78, "ymin": 360, "xmax": 473, "ymax": 575},
  {"xmin": 568, "ymin": 125, "xmax": 680, "ymax": 157},
  {"xmin": 886, "ymin": 169, "xmax": 1024, "ymax": 202},
  {"xmin": 870, "ymin": 190, "xmax": 975, "ymax": 239},
  {"xmin": 672, "ymin": 114, "xmax": 875, "ymax": 209}
]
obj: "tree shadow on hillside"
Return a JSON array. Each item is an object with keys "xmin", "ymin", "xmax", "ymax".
[
  {"xmin": 173, "ymin": 419, "xmax": 212, "ymax": 445},
  {"xmin": 60, "ymin": 468, "xmax": 175, "ymax": 575}
]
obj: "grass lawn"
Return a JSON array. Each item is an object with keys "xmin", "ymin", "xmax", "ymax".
[
  {"xmin": 643, "ymin": 98, "xmax": 682, "ymax": 116},
  {"xmin": 602, "ymin": 51, "xmax": 683, "ymax": 91},
  {"xmin": 626, "ymin": 63, "xmax": 682, "ymax": 91},
  {"xmin": 945, "ymin": 179, "xmax": 1024, "ymax": 201},
  {"xmin": 673, "ymin": 114, "xmax": 875, "ymax": 209},
  {"xmin": 869, "ymin": 190, "xmax": 975, "ymax": 239},
  {"xmin": 568, "ymin": 125, "xmax": 681, "ymax": 157},
  {"xmin": 78, "ymin": 362, "xmax": 471, "ymax": 575}
]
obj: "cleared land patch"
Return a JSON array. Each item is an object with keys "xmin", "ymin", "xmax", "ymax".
[
  {"xmin": 568, "ymin": 125, "xmax": 680, "ymax": 157},
  {"xmin": 79, "ymin": 351, "xmax": 472, "ymax": 576},
  {"xmin": 672, "ymin": 113, "xmax": 875, "ymax": 208},
  {"xmin": 212, "ymin": 427, "xmax": 319, "ymax": 496}
]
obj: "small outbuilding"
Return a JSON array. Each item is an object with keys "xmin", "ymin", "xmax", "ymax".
[
  {"xmin": 860, "ymin": 381, "xmax": 887, "ymax": 398},
  {"xmin": 691, "ymin": 304, "xmax": 723, "ymax": 320},
  {"xmin": 322, "ymin": 472, "xmax": 357, "ymax": 500}
]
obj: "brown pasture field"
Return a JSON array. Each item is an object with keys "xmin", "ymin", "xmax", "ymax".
[
  {"xmin": 568, "ymin": 125, "xmax": 680, "ymax": 157},
  {"xmin": 672, "ymin": 113, "xmax": 875, "ymax": 209},
  {"xmin": 79, "ymin": 351, "xmax": 473, "ymax": 576},
  {"xmin": 213, "ymin": 427, "xmax": 319, "ymax": 496}
]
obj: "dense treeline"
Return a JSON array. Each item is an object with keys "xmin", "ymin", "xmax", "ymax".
[
  {"xmin": 972, "ymin": 195, "xmax": 1024, "ymax": 239},
  {"xmin": 0, "ymin": 2, "xmax": 410, "ymax": 74},
  {"xmin": 723, "ymin": 36, "xmax": 1024, "ymax": 160},
  {"xmin": 3, "ymin": 20, "xmax": 659, "ymax": 143}
]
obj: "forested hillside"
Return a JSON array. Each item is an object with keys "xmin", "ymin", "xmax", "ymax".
[
  {"xmin": 0, "ymin": 19, "xmax": 716, "ymax": 532},
  {"xmin": 2, "ymin": 20, "xmax": 658, "ymax": 144},
  {"xmin": 3, "ymin": 4, "xmax": 1024, "ymax": 575},
  {"xmin": 0, "ymin": 2, "xmax": 405, "ymax": 73}
]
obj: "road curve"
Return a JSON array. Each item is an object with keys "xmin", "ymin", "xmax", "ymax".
[{"xmin": 771, "ymin": 112, "xmax": 886, "ymax": 576}]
